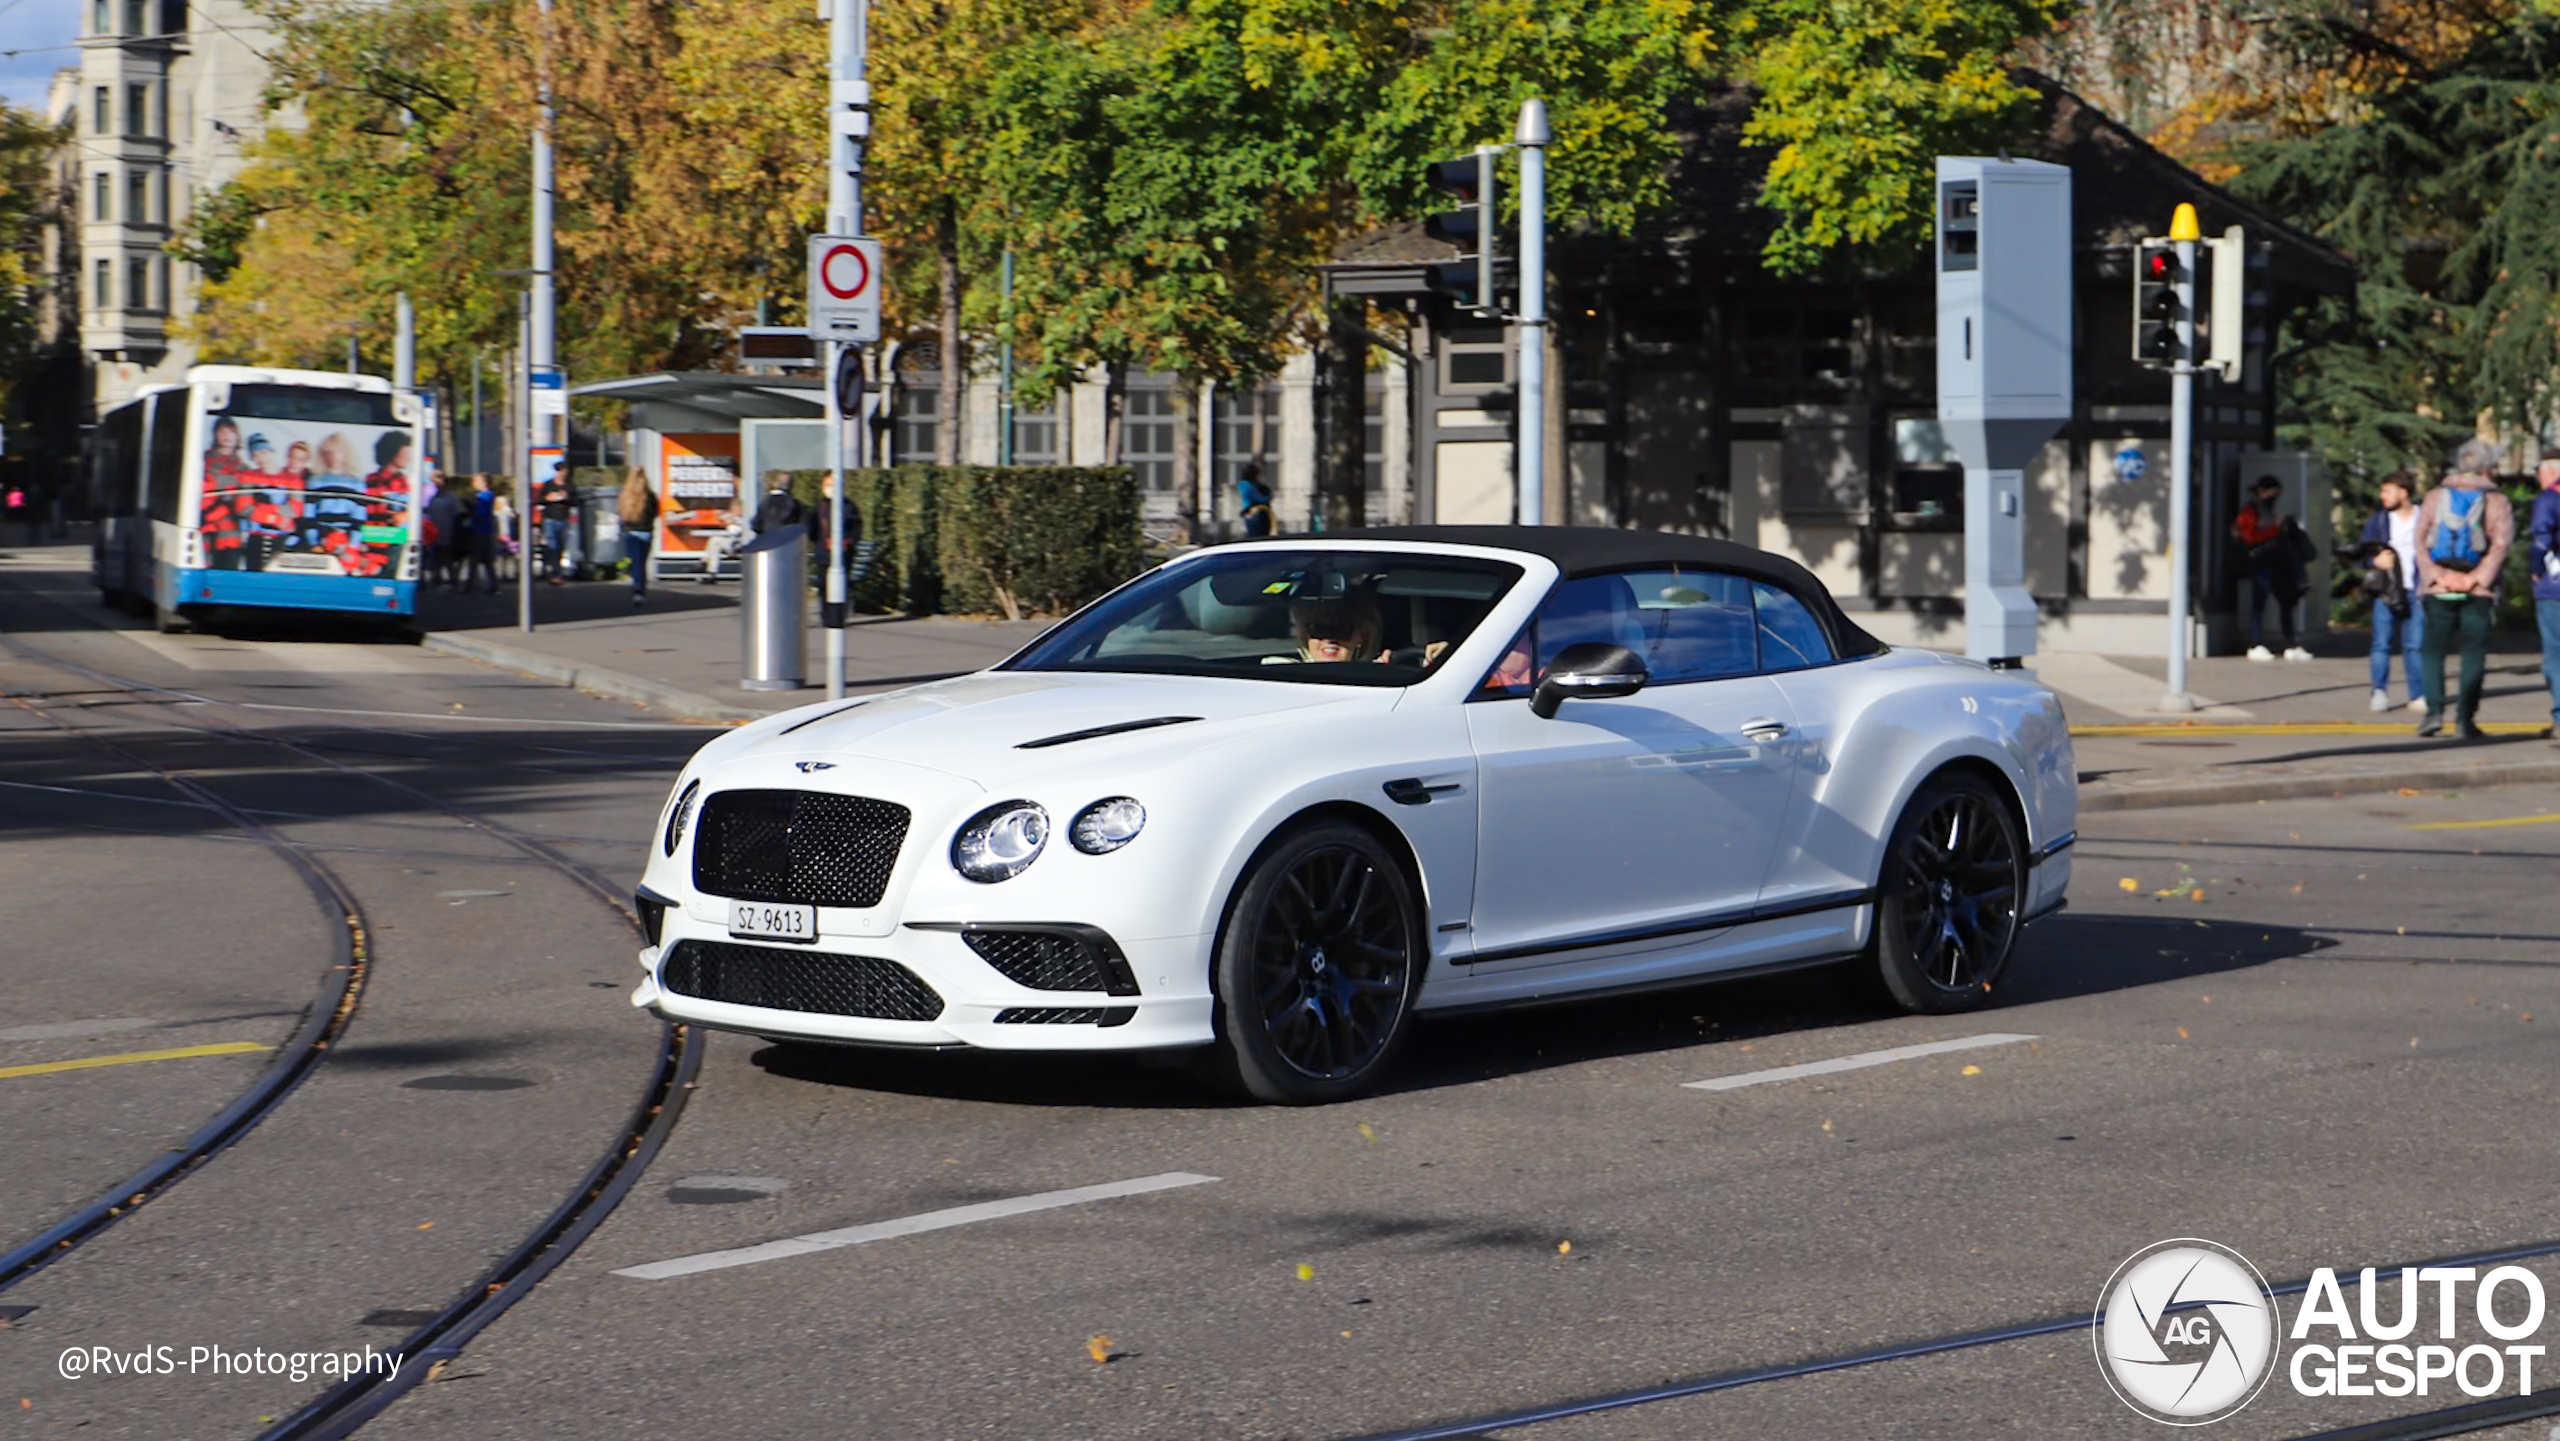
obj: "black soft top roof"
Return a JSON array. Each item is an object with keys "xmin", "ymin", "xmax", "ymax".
[{"xmin": 1229, "ymin": 525, "xmax": 1889, "ymax": 658}]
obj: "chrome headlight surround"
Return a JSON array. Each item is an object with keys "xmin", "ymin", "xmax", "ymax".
[
  {"xmin": 952, "ymin": 800, "xmax": 1050, "ymax": 883},
  {"xmin": 662, "ymin": 779, "xmax": 701, "ymax": 857},
  {"xmin": 1069, "ymin": 797, "xmax": 1146, "ymax": 855}
]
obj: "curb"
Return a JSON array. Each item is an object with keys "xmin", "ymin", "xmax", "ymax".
[
  {"xmin": 2081, "ymin": 751, "xmax": 2560, "ymax": 812},
  {"xmin": 420, "ymin": 632, "xmax": 762, "ymax": 725}
]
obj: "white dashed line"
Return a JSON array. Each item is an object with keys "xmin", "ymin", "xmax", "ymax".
[
  {"xmin": 1682, "ymin": 1033, "xmax": 2039, "ymax": 1092},
  {"xmin": 614, "ymin": 1171, "xmax": 1219, "ymax": 1280}
]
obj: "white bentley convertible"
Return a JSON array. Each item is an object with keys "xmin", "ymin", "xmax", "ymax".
[{"xmin": 631, "ymin": 528, "xmax": 2076, "ymax": 1102}]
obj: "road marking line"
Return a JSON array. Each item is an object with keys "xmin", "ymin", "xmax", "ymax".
[
  {"xmin": 0, "ymin": 1040, "xmax": 270, "ymax": 1080},
  {"xmin": 1683, "ymin": 1033, "xmax": 2039, "ymax": 1092},
  {"xmin": 2407, "ymin": 812, "xmax": 2560, "ymax": 831},
  {"xmin": 613, "ymin": 1171, "xmax": 1221, "ymax": 1280}
]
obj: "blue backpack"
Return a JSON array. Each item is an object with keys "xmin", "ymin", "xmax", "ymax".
[{"xmin": 2430, "ymin": 489, "xmax": 2486, "ymax": 569}]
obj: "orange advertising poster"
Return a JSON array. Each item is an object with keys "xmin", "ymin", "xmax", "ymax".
[{"xmin": 659, "ymin": 433, "xmax": 742, "ymax": 553}]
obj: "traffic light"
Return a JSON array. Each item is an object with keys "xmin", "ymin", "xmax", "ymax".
[
  {"xmin": 2132, "ymin": 239, "xmax": 2183, "ymax": 366},
  {"xmin": 1423, "ymin": 149, "xmax": 1496, "ymax": 312}
]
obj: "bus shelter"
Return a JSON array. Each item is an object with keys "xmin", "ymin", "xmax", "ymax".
[{"xmin": 570, "ymin": 372, "xmax": 829, "ymax": 580}]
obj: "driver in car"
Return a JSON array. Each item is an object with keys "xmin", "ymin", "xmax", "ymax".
[{"xmin": 1273, "ymin": 592, "xmax": 1454, "ymax": 668}]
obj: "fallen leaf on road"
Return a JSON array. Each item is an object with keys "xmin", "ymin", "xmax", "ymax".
[
  {"xmin": 2176, "ymin": 1027, "xmax": 2190, "ymax": 1040},
  {"xmin": 1821, "ymin": 1118, "xmax": 1834, "ymax": 1133},
  {"xmin": 2409, "ymin": 1037, "xmax": 2419, "ymax": 1048},
  {"xmin": 2524, "ymin": 1014, "xmax": 2535, "ymax": 1022},
  {"xmin": 1342, "ymin": 1330, "xmax": 1353, "ymax": 1338},
  {"xmin": 1295, "ymin": 1263, "xmax": 1313, "ymax": 1282},
  {"xmin": 2290, "ymin": 881, "xmax": 2306, "ymax": 894},
  {"xmin": 1087, "ymin": 1335, "xmax": 1113, "ymax": 1364},
  {"xmin": 2398, "ymin": 787, "xmax": 2422, "ymax": 796},
  {"xmin": 416, "ymin": 1221, "xmax": 434, "ymax": 1230},
  {"xmin": 2200, "ymin": 996, "xmax": 2212, "ymax": 1004},
  {"xmin": 1557, "ymin": 1241, "xmax": 1572, "ymax": 1255},
  {"xmin": 2119, "ymin": 877, "xmax": 2140, "ymax": 892},
  {"xmin": 1356, "ymin": 1122, "xmax": 1377, "ymax": 1144},
  {"xmin": 1960, "ymin": 1065, "xmax": 1982, "ymax": 1076}
]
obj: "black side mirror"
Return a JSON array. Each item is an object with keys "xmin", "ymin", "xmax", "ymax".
[{"xmin": 1531, "ymin": 642, "xmax": 1648, "ymax": 719}]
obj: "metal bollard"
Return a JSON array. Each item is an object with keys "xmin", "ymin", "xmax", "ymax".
[{"xmin": 738, "ymin": 523, "xmax": 807, "ymax": 691}]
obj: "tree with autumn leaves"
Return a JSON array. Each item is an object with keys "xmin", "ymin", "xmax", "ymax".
[{"xmin": 186, "ymin": 0, "xmax": 2059, "ymax": 465}]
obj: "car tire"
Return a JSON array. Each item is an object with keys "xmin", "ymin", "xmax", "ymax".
[
  {"xmin": 1872, "ymin": 772, "xmax": 2025, "ymax": 1015},
  {"xmin": 1209, "ymin": 819, "xmax": 1423, "ymax": 1104}
]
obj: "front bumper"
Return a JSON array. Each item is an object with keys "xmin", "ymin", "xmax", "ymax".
[{"xmin": 630, "ymin": 921, "xmax": 1217, "ymax": 1052}]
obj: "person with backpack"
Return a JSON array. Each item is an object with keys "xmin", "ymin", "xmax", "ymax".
[{"xmin": 2413, "ymin": 438, "xmax": 2518, "ymax": 739}]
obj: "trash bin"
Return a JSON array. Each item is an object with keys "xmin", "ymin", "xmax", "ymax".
[
  {"xmin": 739, "ymin": 523, "xmax": 807, "ymax": 692},
  {"xmin": 578, "ymin": 485, "xmax": 621, "ymax": 579}
]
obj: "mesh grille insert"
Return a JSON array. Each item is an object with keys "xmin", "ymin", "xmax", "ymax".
[
  {"xmin": 692, "ymin": 789, "xmax": 910, "ymax": 908},
  {"xmin": 660, "ymin": 940, "xmax": 944, "ymax": 1022},
  {"xmin": 994, "ymin": 1007, "xmax": 1113, "ymax": 1025},
  {"xmin": 964, "ymin": 929, "xmax": 1118, "ymax": 993}
]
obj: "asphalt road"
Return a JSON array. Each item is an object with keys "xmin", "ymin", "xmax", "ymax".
[{"xmin": 5, "ymin": 555, "xmax": 2558, "ymax": 1440}]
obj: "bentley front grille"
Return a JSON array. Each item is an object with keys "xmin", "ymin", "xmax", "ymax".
[{"xmin": 691, "ymin": 789, "xmax": 910, "ymax": 909}]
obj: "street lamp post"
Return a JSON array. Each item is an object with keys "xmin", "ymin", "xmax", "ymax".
[
  {"xmin": 822, "ymin": 0, "xmax": 870, "ymax": 700},
  {"xmin": 1515, "ymin": 99, "xmax": 1549, "ymax": 526}
]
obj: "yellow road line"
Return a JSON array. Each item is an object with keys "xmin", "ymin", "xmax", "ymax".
[
  {"xmin": 0, "ymin": 1040, "xmax": 271, "ymax": 1080},
  {"xmin": 2408, "ymin": 812, "xmax": 2560, "ymax": 831},
  {"xmin": 2073, "ymin": 722, "xmax": 2551, "ymax": 737}
]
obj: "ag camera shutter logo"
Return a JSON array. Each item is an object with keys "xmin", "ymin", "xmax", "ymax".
[{"xmin": 2095, "ymin": 1239, "xmax": 2280, "ymax": 1424}]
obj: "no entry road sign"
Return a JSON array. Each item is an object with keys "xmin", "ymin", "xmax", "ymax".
[{"xmin": 806, "ymin": 235, "xmax": 882, "ymax": 343}]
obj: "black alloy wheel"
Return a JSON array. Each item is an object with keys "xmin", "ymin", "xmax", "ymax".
[
  {"xmin": 1873, "ymin": 772, "xmax": 2025, "ymax": 1014},
  {"xmin": 1211, "ymin": 820, "xmax": 1421, "ymax": 1104}
]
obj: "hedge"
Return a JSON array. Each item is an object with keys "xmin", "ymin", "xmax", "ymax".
[{"xmin": 782, "ymin": 464, "xmax": 1150, "ymax": 618}]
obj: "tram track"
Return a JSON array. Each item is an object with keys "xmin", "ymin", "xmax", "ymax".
[
  {"xmin": 1343, "ymin": 1229, "xmax": 2560, "ymax": 1441},
  {"xmin": 0, "ymin": 628, "xmax": 702, "ymax": 1437}
]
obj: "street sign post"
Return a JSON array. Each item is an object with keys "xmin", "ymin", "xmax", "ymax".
[{"xmin": 807, "ymin": 235, "xmax": 882, "ymax": 345}]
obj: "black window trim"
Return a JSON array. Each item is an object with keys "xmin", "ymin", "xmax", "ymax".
[{"xmin": 1466, "ymin": 562, "xmax": 1876, "ymax": 702}]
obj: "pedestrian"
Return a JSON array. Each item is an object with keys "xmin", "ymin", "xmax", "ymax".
[
  {"xmin": 1238, "ymin": 462, "xmax": 1273, "ymax": 539},
  {"xmin": 2359, "ymin": 473, "xmax": 2427, "ymax": 712},
  {"xmin": 753, "ymin": 472, "xmax": 807, "ymax": 533},
  {"xmin": 536, "ymin": 462, "xmax": 575, "ymax": 584},
  {"xmin": 2414, "ymin": 437, "xmax": 2518, "ymax": 740},
  {"xmin": 617, "ymin": 467, "xmax": 659, "ymax": 607},
  {"xmin": 2531, "ymin": 451, "xmax": 2560, "ymax": 741},
  {"xmin": 492, "ymin": 490, "xmax": 519, "ymax": 582},
  {"xmin": 426, "ymin": 479, "xmax": 466, "ymax": 589},
  {"xmin": 462, "ymin": 476, "xmax": 500, "ymax": 594},
  {"xmin": 808, "ymin": 472, "xmax": 862, "ymax": 593},
  {"xmin": 2234, "ymin": 474, "xmax": 2313, "ymax": 661}
]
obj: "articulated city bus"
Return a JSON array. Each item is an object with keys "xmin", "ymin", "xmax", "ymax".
[{"xmin": 92, "ymin": 366, "xmax": 425, "ymax": 630}]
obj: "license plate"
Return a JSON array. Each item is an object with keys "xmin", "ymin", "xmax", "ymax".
[{"xmin": 728, "ymin": 900, "xmax": 816, "ymax": 943}]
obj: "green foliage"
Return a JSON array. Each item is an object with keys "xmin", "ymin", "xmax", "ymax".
[
  {"xmin": 0, "ymin": 102, "xmax": 65, "ymax": 393},
  {"xmin": 2225, "ymin": 12, "xmax": 2560, "ymax": 497},
  {"xmin": 784, "ymin": 465, "xmax": 1148, "ymax": 615},
  {"xmin": 1742, "ymin": 0, "xmax": 2063, "ymax": 273}
]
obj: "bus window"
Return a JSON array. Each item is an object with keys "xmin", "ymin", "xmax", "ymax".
[
  {"xmin": 100, "ymin": 402, "xmax": 143, "ymax": 515},
  {"xmin": 224, "ymin": 384, "xmax": 394, "ymax": 426},
  {"xmin": 145, "ymin": 389, "xmax": 187, "ymax": 524}
]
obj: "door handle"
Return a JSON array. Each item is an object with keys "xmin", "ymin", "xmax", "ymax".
[{"xmin": 1741, "ymin": 718, "xmax": 1790, "ymax": 742}]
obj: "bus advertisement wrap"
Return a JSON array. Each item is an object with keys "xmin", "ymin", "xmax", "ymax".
[{"xmin": 198, "ymin": 414, "xmax": 416, "ymax": 579}]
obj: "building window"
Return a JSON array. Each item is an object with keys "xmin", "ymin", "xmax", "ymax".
[
  {"xmin": 1364, "ymin": 371, "xmax": 1387, "ymax": 500},
  {"xmin": 94, "ymin": 171, "xmax": 111, "ymax": 222},
  {"xmin": 157, "ymin": 257, "xmax": 170, "ymax": 311},
  {"xmin": 1009, "ymin": 396, "xmax": 1060, "ymax": 465},
  {"xmin": 893, "ymin": 377, "xmax": 939, "ymax": 463},
  {"xmin": 1440, "ymin": 324, "xmax": 1509, "ymax": 391},
  {"xmin": 1123, "ymin": 377, "xmax": 1177, "ymax": 494},
  {"xmin": 1213, "ymin": 383, "xmax": 1280, "ymax": 518},
  {"xmin": 94, "ymin": 259, "xmax": 112, "ymax": 309},
  {"xmin": 128, "ymin": 169, "xmax": 149, "ymax": 225},
  {"xmin": 157, "ymin": 170, "xmax": 170, "ymax": 224},
  {"xmin": 128, "ymin": 256, "xmax": 151, "ymax": 311},
  {"xmin": 94, "ymin": 86, "xmax": 110, "ymax": 135},
  {"xmin": 128, "ymin": 85, "xmax": 150, "ymax": 137},
  {"xmin": 126, "ymin": 0, "xmax": 147, "ymax": 34},
  {"xmin": 94, "ymin": 0, "xmax": 112, "ymax": 35}
]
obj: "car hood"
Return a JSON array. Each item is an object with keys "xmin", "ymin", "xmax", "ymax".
[{"xmin": 737, "ymin": 669, "xmax": 1400, "ymax": 788}]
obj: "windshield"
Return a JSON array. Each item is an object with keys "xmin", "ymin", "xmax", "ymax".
[{"xmin": 1005, "ymin": 548, "xmax": 1527, "ymax": 687}]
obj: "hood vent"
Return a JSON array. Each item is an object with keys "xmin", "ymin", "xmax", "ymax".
[{"xmin": 1015, "ymin": 715, "xmax": 1202, "ymax": 750}]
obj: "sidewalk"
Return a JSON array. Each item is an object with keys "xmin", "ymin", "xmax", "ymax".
[
  {"xmin": 411, "ymin": 576, "xmax": 1047, "ymax": 725},
  {"xmin": 411, "ymin": 577, "xmax": 2560, "ymax": 812}
]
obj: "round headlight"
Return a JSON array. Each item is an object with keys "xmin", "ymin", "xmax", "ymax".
[
  {"xmin": 662, "ymin": 779, "xmax": 701, "ymax": 857},
  {"xmin": 1070, "ymin": 797, "xmax": 1146, "ymax": 855},
  {"xmin": 952, "ymin": 800, "xmax": 1049, "ymax": 883}
]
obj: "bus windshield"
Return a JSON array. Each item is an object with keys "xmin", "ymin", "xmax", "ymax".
[{"xmin": 196, "ymin": 381, "xmax": 418, "ymax": 580}]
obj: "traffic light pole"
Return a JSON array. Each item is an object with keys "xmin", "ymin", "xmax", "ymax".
[
  {"xmin": 2163, "ymin": 230, "xmax": 2198, "ymax": 711},
  {"xmin": 1515, "ymin": 100, "xmax": 1548, "ymax": 526}
]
